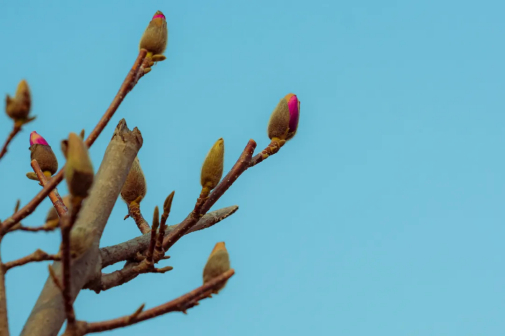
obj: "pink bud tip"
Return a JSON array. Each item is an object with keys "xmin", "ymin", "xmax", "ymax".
[
  {"xmin": 30, "ymin": 131, "xmax": 49, "ymax": 146},
  {"xmin": 153, "ymin": 13, "xmax": 165, "ymax": 20},
  {"xmin": 287, "ymin": 94, "xmax": 300, "ymax": 132}
]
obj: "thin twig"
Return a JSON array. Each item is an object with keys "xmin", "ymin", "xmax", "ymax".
[
  {"xmin": 0, "ymin": 243, "xmax": 8, "ymax": 335},
  {"xmin": 88, "ymin": 258, "xmax": 173, "ymax": 293},
  {"xmin": 0, "ymin": 50, "xmax": 150, "ymax": 234},
  {"xmin": 4, "ymin": 249, "xmax": 60, "ymax": 271},
  {"xmin": 9, "ymin": 224, "xmax": 59, "ymax": 233},
  {"xmin": 127, "ymin": 202, "xmax": 151, "ymax": 234},
  {"xmin": 82, "ymin": 269, "xmax": 234, "ymax": 333},
  {"xmin": 31, "ymin": 160, "xmax": 68, "ymax": 217},
  {"xmin": 60, "ymin": 198, "xmax": 83, "ymax": 327},
  {"xmin": 145, "ymin": 207, "xmax": 159, "ymax": 264},
  {"xmin": 0, "ymin": 122, "xmax": 23, "ymax": 162},
  {"xmin": 97, "ymin": 206, "xmax": 238, "ymax": 271}
]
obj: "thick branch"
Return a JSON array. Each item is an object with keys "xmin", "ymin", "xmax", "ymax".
[
  {"xmin": 82, "ymin": 269, "xmax": 234, "ymax": 334},
  {"xmin": 98, "ymin": 206, "xmax": 238, "ymax": 269},
  {"xmin": 1, "ymin": 50, "xmax": 150, "ymax": 233},
  {"xmin": 21, "ymin": 120, "xmax": 143, "ymax": 336},
  {"xmin": 4, "ymin": 249, "xmax": 60, "ymax": 271}
]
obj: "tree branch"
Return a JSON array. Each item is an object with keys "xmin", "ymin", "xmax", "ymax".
[
  {"xmin": 21, "ymin": 120, "xmax": 143, "ymax": 336},
  {"xmin": 80, "ymin": 269, "xmax": 234, "ymax": 334},
  {"xmin": 0, "ymin": 50, "xmax": 150, "ymax": 234},
  {"xmin": 0, "ymin": 123, "xmax": 21, "ymax": 162},
  {"xmin": 0, "ymin": 244, "xmax": 9, "ymax": 336},
  {"xmin": 98, "ymin": 206, "xmax": 238, "ymax": 269},
  {"xmin": 4, "ymin": 249, "xmax": 60, "ymax": 271}
]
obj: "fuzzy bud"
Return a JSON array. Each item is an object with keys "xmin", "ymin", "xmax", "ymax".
[
  {"xmin": 203, "ymin": 242, "xmax": 230, "ymax": 293},
  {"xmin": 139, "ymin": 10, "xmax": 168, "ymax": 55},
  {"xmin": 65, "ymin": 133, "xmax": 94, "ymax": 198},
  {"xmin": 121, "ymin": 157, "xmax": 147, "ymax": 204},
  {"xmin": 267, "ymin": 93, "xmax": 300, "ymax": 141},
  {"xmin": 5, "ymin": 80, "xmax": 31, "ymax": 120},
  {"xmin": 29, "ymin": 131, "xmax": 58, "ymax": 176},
  {"xmin": 45, "ymin": 195, "xmax": 71, "ymax": 228},
  {"xmin": 200, "ymin": 138, "xmax": 224, "ymax": 191}
]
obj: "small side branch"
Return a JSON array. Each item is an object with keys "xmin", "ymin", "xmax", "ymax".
[
  {"xmin": 4, "ymin": 249, "xmax": 60, "ymax": 271},
  {"xmin": 0, "ymin": 124, "xmax": 21, "ymax": 162},
  {"xmin": 98, "ymin": 206, "xmax": 238, "ymax": 269},
  {"xmin": 82, "ymin": 269, "xmax": 234, "ymax": 334}
]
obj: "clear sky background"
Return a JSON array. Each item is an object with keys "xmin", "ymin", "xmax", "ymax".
[{"xmin": 1, "ymin": 0, "xmax": 505, "ymax": 335}]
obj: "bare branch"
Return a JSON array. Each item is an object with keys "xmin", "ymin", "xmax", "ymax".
[
  {"xmin": 81, "ymin": 269, "xmax": 234, "ymax": 334},
  {"xmin": 60, "ymin": 198, "xmax": 83, "ymax": 328},
  {"xmin": 87, "ymin": 258, "xmax": 173, "ymax": 293},
  {"xmin": 0, "ymin": 247, "xmax": 9, "ymax": 335},
  {"xmin": 0, "ymin": 117, "xmax": 35, "ymax": 162},
  {"xmin": 4, "ymin": 249, "xmax": 60, "ymax": 271},
  {"xmin": 98, "ymin": 206, "xmax": 238, "ymax": 270}
]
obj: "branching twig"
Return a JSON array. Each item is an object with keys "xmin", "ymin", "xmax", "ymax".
[
  {"xmin": 81, "ymin": 269, "xmax": 234, "ymax": 334},
  {"xmin": 4, "ymin": 249, "xmax": 60, "ymax": 271},
  {"xmin": 87, "ymin": 258, "xmax": 173, "ymax": 293},
  {"xmin": 0, "ymin": 50, "xmax": 150, "ymax": 234},
  {"xmin": 98, "ymin": 206, "xmax": 238, "ymax": 270}
]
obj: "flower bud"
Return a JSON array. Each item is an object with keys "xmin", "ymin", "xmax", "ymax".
[
  {"xmin": 139, "ymin": 11, "xmax": 168, "ymax": 56},
  {"xmin": 121, "ymin": 157, "xmax": 147, "ymax": 204},
  {"xmin": 267, "ymin": 93, "xmax": 300, "ymax": 141},
  {"xmin": 45, "ymin": 195, "xmax": 71, "ymax": 228},
  {"xmin": 200, "ymin": 138, "xmax": 224, "ymax": 192},
  {"xmin": 5, "ymin": 80, "xmax": 31, "ymax": 120},
  {"xmin": 29, "ymin": 131, "xmax": 58, "ymax": 176},
  {"xmin": 203, "ymin": 242, "xmax": 230, "ymax": 293},
  {"xmin": 65, "ymin": 133, "xmax": 94, "ymax": 198}
]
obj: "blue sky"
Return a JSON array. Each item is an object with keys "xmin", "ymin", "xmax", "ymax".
[{"xmin": 1, "ymin": 0, "xmax": 505, "ymax": 335}]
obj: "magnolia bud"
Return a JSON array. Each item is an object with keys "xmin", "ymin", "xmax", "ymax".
[
  {"xmin": 267, "ymin": 93, "xmax": 300, "ymax": 141},
  {"xmin": 139, "ymin": 11, "xmax": 168, "ymax": 56},
  {"xmin": 29, "ymin": 131, "xmax": 58, "ymax": 176},
  {"xmin": 5, "ymin": 80, "xmax": 31, "ymax": 120},
  {"xmin": 45, "ymin": 195, "xmax": 71, "ymax": 228},
  {"xmin": 203, "ymin": 242, "xmax": 230, "ymax": 293},
  {"xmin": 121, "ymin": 157, "xmax": 147, "ymax": 204},
  {"xmin": 200, "ymin": 138, "xmax": 224, "ymax": 191},
  {"xmin": 65, "ymin": 133, "xmax": 94, "ymax": 198}
]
